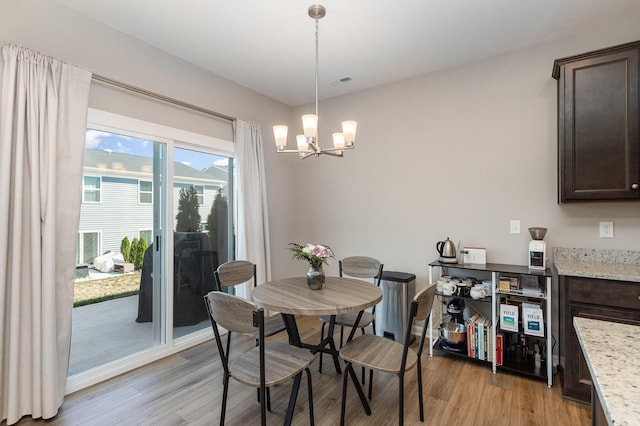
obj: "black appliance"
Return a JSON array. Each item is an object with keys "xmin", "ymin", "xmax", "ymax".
[{"xmin": 446, "ymin": 297, "xmax": 465, "ymax": 324}]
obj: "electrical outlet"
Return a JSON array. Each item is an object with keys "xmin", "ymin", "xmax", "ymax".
[
  {"xmin": 599, "ymin": 221, "xmax": 614, "ymax": 238},
  {"xmin": 510, "ymin": 220, "xmax": 521, "ymax": 234}
]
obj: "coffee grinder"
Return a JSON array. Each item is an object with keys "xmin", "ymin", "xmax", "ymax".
[{"xmin": 528, "ymin": 227, "xmax": 547, "ymax": 270}]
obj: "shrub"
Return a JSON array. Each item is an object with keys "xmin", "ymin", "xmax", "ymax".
[
  {"xmin": 130, "ymin": 238, "xmax": 139, "ymax": 267},
  {"xmin": 120, "ymin": 236, "xmax": 131, "ymax": 263},
  {"xmin": 129, "ymin": 237, "xmax": 147, "ymax": 270}
]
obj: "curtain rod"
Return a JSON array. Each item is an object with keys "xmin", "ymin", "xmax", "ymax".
[{"xmin": 92, "ymin": 73, "xmax": 236, "ymax": 123}]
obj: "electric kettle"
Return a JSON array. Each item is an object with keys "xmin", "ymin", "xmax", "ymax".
[{"xmin": 437, "ymin": 237, "xmax": 458, "ymax": 264}]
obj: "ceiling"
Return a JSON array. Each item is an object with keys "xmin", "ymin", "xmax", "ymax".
[{"xmin": 52, "ymin": 0, "xmax": 640, "ymax": 107}]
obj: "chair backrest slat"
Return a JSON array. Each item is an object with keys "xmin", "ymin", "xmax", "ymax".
[
  {"xmin": 410, "ymin": 284, "xmax": 437, "ymax": 358},
  {"xmin": 204, "ymin": 291, "xmax": 258, "ymax": 333},
  {"xmin": 340, "ymin": 256, "xmax": 382, "ymax": 280},
  {"xmin": 413, "ymin": 284, "xmax": 437, "ymax": 322},
  {"xmin": 399, "ymin": 284, "xmax": 438, "ymax": 371},
  {"xmin": 215, "ymin": 260, "xmax": 256, "ymax": 289}
]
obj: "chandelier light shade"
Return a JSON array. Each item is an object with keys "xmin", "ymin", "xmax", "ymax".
[{"xmin": 273, "ymin": 5, "xmax": 358, "ymax": 159}]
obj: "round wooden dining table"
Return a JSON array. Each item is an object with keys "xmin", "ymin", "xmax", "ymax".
[
  {"xmin": 252, "ymin": 276, "xmax": 382, "ymax": 415},
  {"xmin": 252, "ymin": 276, "xmax": 382, "ymax": 373}
]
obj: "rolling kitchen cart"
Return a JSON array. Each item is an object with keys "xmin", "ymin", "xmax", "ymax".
[{"xmin": 428, "ymin": 261, "xmax": 553, "ymax": 387}]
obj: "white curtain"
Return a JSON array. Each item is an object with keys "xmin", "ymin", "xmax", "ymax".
[
  {"xmin": 0, "ymin": 44, "xmax": 91, "ymax": 424},
  {"xmin": 234, "ymin": 120, "xmax": 272, "ymax": 297}
]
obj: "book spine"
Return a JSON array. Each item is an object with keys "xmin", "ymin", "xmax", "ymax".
[
  {"xmin": 473, "ymin": 323, "xmax": 477, "ymax": 358},
  {"xmin": 496, "ymin": 334, "xmax": 503, "ymax": 366},
  {"xmin": 484, "ymin": 324, "xmax": 488, "ymax": 360},
  {"xmin": 478, "ymin": 322, "xmax": 484, "ymax": 360},
  {"xmin": 487, "ymin": 321, "xmax": 495, "ymax": 362}
]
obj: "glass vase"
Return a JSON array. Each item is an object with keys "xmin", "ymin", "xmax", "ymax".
[{"xmin": 306, "ymin": 263, "xmax": 325, "ymax": 290}]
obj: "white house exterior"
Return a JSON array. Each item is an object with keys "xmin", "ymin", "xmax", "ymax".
[{"xmin": 78, "ymin": 149, "xmax": 229, "ymax": 265}]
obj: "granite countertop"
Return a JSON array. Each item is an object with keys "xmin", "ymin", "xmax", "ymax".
[
  {"xmin": 553, "ymin": 248, "xmax": 640, "ymax": 282},
  {"xmin": 573, "ymin": 317, "xmax": 640, "ymax": 426}
]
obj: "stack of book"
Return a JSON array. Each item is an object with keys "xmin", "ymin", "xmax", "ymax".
[{"xmin": 466, "ymin": 314, "xmax": 493, "ymax": 362}]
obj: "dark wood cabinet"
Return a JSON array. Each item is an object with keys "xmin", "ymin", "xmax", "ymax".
[
  {"xmin": 559, "ymin": 276, "xmax": 640, "ymax": 403},
  {"xmin": 553, "ymin": 41, "xmax": 640, "ymax": 202}
]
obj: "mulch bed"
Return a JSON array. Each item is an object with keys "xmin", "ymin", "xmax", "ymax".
[{"xmin": 74, "ymin": 271, "xmax": 141, "ymax": 304}]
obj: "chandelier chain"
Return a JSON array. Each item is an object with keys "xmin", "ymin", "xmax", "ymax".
[{"xmin": 314, "ymin": 17, "xmax": 319, "ymax": 118}]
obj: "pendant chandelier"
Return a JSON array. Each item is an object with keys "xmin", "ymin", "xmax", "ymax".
[{"xmin": 273, "ymin": 5, "xmax": 357, "ymax": 159}]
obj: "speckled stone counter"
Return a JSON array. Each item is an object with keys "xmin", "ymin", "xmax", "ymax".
[
  {"xmin": 553, "ymin": 248, "xmax": 640, "ymax": 282},
  {"xmin": 574, "ymin": 317, "xmax": 640, "ymax": 425}
]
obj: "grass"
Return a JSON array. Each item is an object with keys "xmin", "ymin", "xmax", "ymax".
[{"xmin": 73, "ymin": 290, "xmax": 139, "ymax": 307}]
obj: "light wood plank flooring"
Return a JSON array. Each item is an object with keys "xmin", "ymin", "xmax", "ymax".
[{"xmin": 12, "ymin": 316, "xmax": 590, "ymax": 425}]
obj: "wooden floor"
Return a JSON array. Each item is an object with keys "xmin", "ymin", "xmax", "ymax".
[{"xmin": 13, "ymin": 316, "xmax": 590, "ymax": 426}]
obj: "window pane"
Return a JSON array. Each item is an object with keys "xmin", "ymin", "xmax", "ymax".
[
  {"xmin": 139, "ymin": 192, "xmax": 152, "ymax": 204},
  {"xmin": 82, "ymin": 232, "xmax": 99, "ymax": 264},
  {"xmin": 195, "ymin": 185, "xmax": 204, "ymax": 205},
  {"xmin": 173, "ymin": 146, "xmax": 233, "ymax": 337},
  {"xmin": 139, "ymin": 229, "xmax": 152, "ymax": 244},
  {"xmin": 84, "ymin": 176, "xmax": 101, "ymax": 202},
  {"xmin": 139, "ymin": 180, "xmax": 153, "ymax": 204},
  {"xmin": 73, "ymin": 128, "xmax": 165, "ymax": 377},
  {"xmin": 85, "ymin": 176, "xmax": 100, "ymax": 190}
]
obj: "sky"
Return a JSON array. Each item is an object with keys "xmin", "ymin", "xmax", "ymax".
[{"xmin": 86, "ymin": 129, "xmax": 228, "ymax": 171}]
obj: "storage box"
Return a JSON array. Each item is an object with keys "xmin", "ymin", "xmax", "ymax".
[
  {"xmin": 509, "ymin": 277, "xmax": 519, "ymax": 291},
  {"xmin": 499, "ymin": 278, "xmax": 511, "ymax": 292},
  {"xmin": 461, "ymin": 247, "xmax": 486, "ymax": 264}
]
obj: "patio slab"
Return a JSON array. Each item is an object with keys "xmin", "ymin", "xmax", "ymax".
[{"xmin": 69, "ymin": 295, "xmax": 208, "ymax": 376}]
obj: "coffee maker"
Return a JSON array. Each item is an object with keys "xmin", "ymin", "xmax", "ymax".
[{"xmin": 528, "ymin": 227, "xmax": 547, "ymax": 270}]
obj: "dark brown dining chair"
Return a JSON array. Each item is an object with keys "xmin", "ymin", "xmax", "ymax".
[
  {"xmin": 204, "ymin": 291, "xmax": 315, "ymax": 426},
  {"xmin": 339, "ymin": 284, "xmax": 437, "ymax": 425},
  {"xmin": 318, "ymin": 256, "xmax": 383, "ymax": 376}
]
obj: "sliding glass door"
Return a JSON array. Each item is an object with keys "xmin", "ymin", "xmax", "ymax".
[
  {"xmin": 70, "ymin": 128, "xmax": 166, "ymax": 375},
  {"xmin": 171, "ymin": 146, "xmax": 233, "ymax": 338},
  {"xmin": 67, "ymin": 109, "xmax": 236, "ymax": 392}
]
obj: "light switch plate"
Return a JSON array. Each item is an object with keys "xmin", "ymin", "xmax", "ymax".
[{"xmin": 510, "ymin": 220, "xmax": 521, "ymax": 234}]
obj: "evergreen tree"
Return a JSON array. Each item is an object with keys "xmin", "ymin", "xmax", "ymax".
[
  {"xmin": 207, "ymin": 188, "xmax": 228, "ymax": 266},
  {"xmin": 130, "ymin": 237, "xmax": 148, "ymax": 270},
  {"xmin": 120, "ymin": 236, "xmax": 131, "ymax": 263},
  {"xmin": 175, "ymin": 186, "xmax": 201, "ymax": 232}
]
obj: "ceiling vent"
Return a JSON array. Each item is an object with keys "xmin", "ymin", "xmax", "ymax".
[{"xmin": 329, "ymin": 76, "xmax": 352, "ymax": 86}]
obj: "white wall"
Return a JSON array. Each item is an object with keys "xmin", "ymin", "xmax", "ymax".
[
  {"xmin": 284, "ymin": 26, "xmax": 640, "ymax": 361},
  {"xmin": 288, "ymin": 23, "xmax": 640, "ymax": 286}
]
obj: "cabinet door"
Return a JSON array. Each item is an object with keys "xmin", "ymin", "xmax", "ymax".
[
  {"xmin": 559, "ymin": 48, "xmax": 639, "ymax": 202},
  {"xmin": 564, "ymin": 303, "xmax": 640, "ymax": 403}
]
